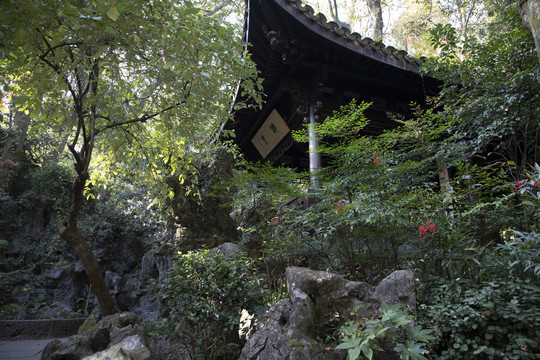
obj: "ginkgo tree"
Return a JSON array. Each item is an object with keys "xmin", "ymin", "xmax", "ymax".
[{"xmin": 0, "ymin": 0, "xmax": 260, "ymax": 315}]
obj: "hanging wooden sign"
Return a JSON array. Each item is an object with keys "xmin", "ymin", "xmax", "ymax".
[{"xmin": 251, "ymin": 109, "xmax": 290, "ymax": 159}]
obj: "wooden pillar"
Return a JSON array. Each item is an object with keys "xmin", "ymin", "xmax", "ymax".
[
  {"xmin": 291, "ymin": 77, "xmax": 325, "ymax": 192},
  {"xmin": 437, "ymin": 154, "xmax": 453, "ymax": 206},
  {"xmin": 308, "ymin": 101, "xmax": 322, "ymax": 189}
]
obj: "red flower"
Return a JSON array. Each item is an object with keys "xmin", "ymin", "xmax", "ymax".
[
  {"xmin": 419, "ymin": 221, "xmax": 436, "ymax": 240},
  {"xmin": 514, "ymin": 179, "xmax": 525, "ymax": 193},
  {"xmin": 372, "ymin": 151, "xmax": 384, "ymax": 164},
  {"xmin": 270, "ymin": 217, "xmax": 279, "ymax": 227},
  {"xmin": 334, "ymin": 200, "xmax": 346, "ymax": 212}
]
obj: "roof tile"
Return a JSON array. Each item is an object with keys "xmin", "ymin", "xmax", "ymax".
[{"xmin": 283, "ymin": 0, "xmax": 423, "ymax": 68}]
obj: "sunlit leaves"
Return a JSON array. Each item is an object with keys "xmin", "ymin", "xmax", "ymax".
[
  {"xmin": 292, "ymin": 99, "xmax": 371, "ymax": 145},
  {"xmin": 1, "ymin": 0, "xmax": 260, "ymax": 207},
  {"xmin": 106, "ymin": 6, "xmax": 120, "ymax": 21}
]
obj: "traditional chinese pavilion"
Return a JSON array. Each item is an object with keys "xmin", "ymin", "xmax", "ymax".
[{"xmin": 225, "ymin": 0, "xmax": 439, "ymax": 175}]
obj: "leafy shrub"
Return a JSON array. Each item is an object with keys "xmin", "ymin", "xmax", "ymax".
[
  {"xmin": 417, "ymin": 230, "xmax": 540, "ymax": 359},
  {"xmin": 79, "ymin": 180, "xmax": 165, "ymax": 245},
  {"xmin": 29, "ymin": 161, "xmax": 74, "ymax": 203},
  {"xmin": 0, "ymin": 303, "xmax": 20, "ymax": 320},
  {"xmin": 491, "ymin": 230, "xmax": 540, "ymax": 281},
  {"xmin": 422, "ymin": 279, "xmax": 539, "ymax": 359},
  {"xmin": 336, "ymin": 302, "xmax": 435, "ymax": 360},
  {"xmin": 423, "ymin": 10, "xmax": 539, "ymax": 179},
  {"xmin": 161, "ymin": 250, "xmax": 268, "ymax": 359}
]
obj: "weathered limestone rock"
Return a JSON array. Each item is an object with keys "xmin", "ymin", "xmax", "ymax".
[
  {"xmin": 518, "ymin": 0, "xmax": 540, "ymax": 61},
  {"xmin": 0, "ymin": 270, "xmax": 31, "ymax": 319},
  {"xmin": 239, "ymin": 300, "xmax": 337, "ymax": 360},
  {"xmin": 371, "ymin": 270, "xmax": 416, "ymax": 313},
  {"xmin": 78, "ymin": 315, "xmax": 98, "ymax": 336},
  {"xmin": 239, "ymin": 267, "xmax": 416, "ymax": 360},
  {"xmin": 105, "ymin": 270, "xmax": 122, "ymax": 295},
  {"xmin": 42, "ymin": 312, "xmax": 148, "ymax": 360},
  {"xmin": 41, "ymin": 334, "xmax": 94, "ymax": 360},
  {"xmin": 208, "ymin": 242, "xmax": 244, "ymax": 257},
  {"xmin": 1, "ymin": 263, "xmax": 89, "ymax": 320},
  {"xmin": 82, "ymin": 335, "xmax": 150, "ymax": 360},
  {"xmin": 139, "ymin": 245, "xmax": 174, "ymax": 284},
  {"xmin": 98, "ymin": 312, "xmax": 145, "ymax": 345}
]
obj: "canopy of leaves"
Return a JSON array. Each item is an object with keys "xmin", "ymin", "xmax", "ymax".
[{"xmin": 0, "ymin": 0, "xmax": 260, "ymax": 202}]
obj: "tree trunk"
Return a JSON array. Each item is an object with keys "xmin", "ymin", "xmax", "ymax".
[
  {"xmin": 366, "ymin": 0, "xmax": 384, "ymax": 39},
  {"xmin": 518, "ymin": 0, "xmax": 540, "ymax": 61},
  {"xmin": 60, "ymin": 170, "xmax": 118, "ymax": 316},
  {"xmin": 327, "ymin": 0, "xmax": 350, "ymax": 29},
  {"xmin": 0, "ymin": 107, "xmax": 31, "ymax": 192}
]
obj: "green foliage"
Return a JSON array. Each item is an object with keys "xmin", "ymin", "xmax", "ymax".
[
  {"xmin": 423, "ymin": 9, "xmax": 540, "ymax": 176},
  {"xmin": 161, "ymin": 250, "xmax": 268, "ymax": 359},
  {"xmin": 245, "ymin": 99, "xmax": 453, "ymax": 282},
  {"xmin": 489, "ymin": 230, "xmax": 540, "ymax": 281},
  {"xmin": 0, "ymin": 272, "xmax": 16, "ymax": 309},
  {"xmin": 80, "ymin": 180, "xmax": 163, "ymax": 243},
  {"xmin": 292, "ymin": 99, "xmax": 371, "ymax": 146},
  {"xmin": 229, "ymin": 161, "xmax": 309, "ymax": 227},
  {"xmin": 0, "ymin": 0, "xmax": 262, "ymax": 212},
  {"xmin": 517, "ymin": 164, "xmax": 540, "ymax": 231},
  {"xmin": 26, "ymin": 293, "xmax": 53, "ymax": 313},
  {"xmin": 416, "ymin": 228, "xmax": 540, "ymax": 359},
  {"xmin": 0, "ymin": 303, "xmax": 20, "ymax": 320},
  {"xmin": 336, "ymin": 303, "xmax": 435, "ymax": 360},
  {"xmin": 0, "ymin": 191, "xmax": 49, "ymax": 271},
  {"xmin": 0, "ymin": 0, "xmax": 262, "ymax": 315},
  {"xmin": 391, "ymin": 1, "xmax": 447, "ymax": 56},
  {"xmin": 229, "ymin": 7, "xmax": 539, "ymax": 359},
  {"xmin": 421, "ymin": 279, "xmax": 540, "ymax": 359},
  {"xmin": 29, "ymin": 161, "xmax": 74, "ymax": 200},
  {"xmin": 23, "ymin": 161, "xmax": 74, "ymax": 221}
]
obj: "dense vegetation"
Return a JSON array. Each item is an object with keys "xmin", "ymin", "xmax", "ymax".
[
  {"xmin": 226, "ymin": 4, "xmax": 540, "ymax": 359},
  {"xmin": 1, "ymin": 0, "xmax": 539, "ymax": 359}
]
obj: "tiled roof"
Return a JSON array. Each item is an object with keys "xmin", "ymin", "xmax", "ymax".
[{"xmin": 283, "ymin": 0, "xmax": 424, "ymax": 70}]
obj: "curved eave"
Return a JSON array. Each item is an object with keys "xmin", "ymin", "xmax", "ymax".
[
  {"xmin": 226, "ymin": 0, "xmax": 440, "ymax": 166},
  {"xmin": 274, "ymin": 0, "xmax": 424, "ymax": 74}
]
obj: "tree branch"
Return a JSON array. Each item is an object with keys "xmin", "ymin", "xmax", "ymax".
[
  {"xmin": 84, "ymin": 59, "xmax": 100, "ymax": 173},
  {"xmin": 120, "ymin": 126, "xmax": 151, "ymax": 162},
  {"xmin": 40, "ymin": 40, "xmax": 83, "ymax": 61},
  {"xmin": 38, "ymin": 42, "xmax": 80, "ymax": 104},
  {"xmin": 208, "ymin": 0, "xmax": 234, "ymax": 15},
  {"xmin": 94, "ymin": 101, "xmax": 183, "ymax": 136},
  {"xmin": 94, "ymin": 82, "xmax": 191, "ymax": 136}
]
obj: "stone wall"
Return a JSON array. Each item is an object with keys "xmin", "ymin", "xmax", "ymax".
[{"xmin": 0, "ymin": 318, "xmax": 87, "ymax": 340}]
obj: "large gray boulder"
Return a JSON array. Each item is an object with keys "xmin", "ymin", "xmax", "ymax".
[
  {"xmin": 41, "ymin": 312, "xmax": 148, "ymax": 360},
  {"xmin": 82, "ymin": 335, "xmax": 150, "ymax": 360},
  {"xmin": 239, "ymin": 267, "xmax": 416, "ymax": 360},
  {"xmin": 518, "ymin": 0, "xmax": 540, "ymax": 61}
]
